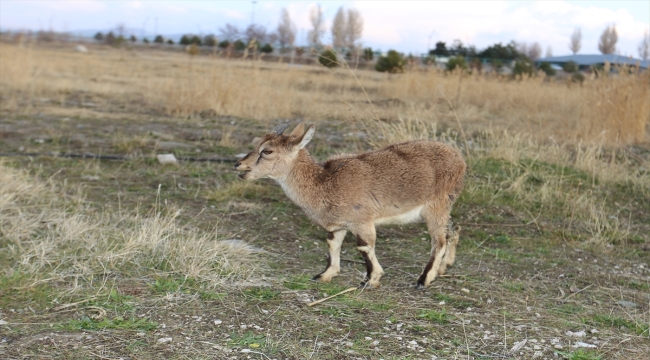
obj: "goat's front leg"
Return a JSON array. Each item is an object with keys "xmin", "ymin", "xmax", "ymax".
[
  {"xmin": 355, "ymin": 225, "xmax": 384, "ymax": 288},
  {"xmin": 312, "ymin": 229, "xmax": 346, "ymax": 282}
]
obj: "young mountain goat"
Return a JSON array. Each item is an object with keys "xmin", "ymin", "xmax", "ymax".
[{"xmin": 235, "ymin": 123, "xmax": 466, "ymax": 288}]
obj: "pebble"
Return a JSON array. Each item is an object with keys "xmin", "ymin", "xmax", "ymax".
[{"xmin": 157, "ymin": 337, "xmax": 172, "ymax": 343}]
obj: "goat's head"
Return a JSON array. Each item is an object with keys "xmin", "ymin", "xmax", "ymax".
[{"xmin": 234, "ymin": 122, "xmax": 315, "ymax": 181}]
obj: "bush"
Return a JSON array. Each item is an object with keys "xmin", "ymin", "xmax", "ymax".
[
  {"xmin": 318, "ymin": 49, "xmax": 338, "ymax": 68},
  {"xmin": 143, "ymin": 38, "xmax": 149, "ymax": 44},
  {"xmin": 492, "ymin": 59, "xmax": 504, "ymax": 73},
  {"xmin": 129, "ymin": 35, "xmax": 136, "ymax": 42},
  {"xmin": 375, "ymin": 50, "xmax": 405, "ymax": 73},
  {"xmin": 180, "ymin": 35, "xmax": 190, "ymax": 45},
  {"xmin": 260, "ymin": 43, "xmax": 273, "ymax": 54},
  {"xmin": 203, "ymin": 35, "xmax": 217, "ymax": 47},
  {"xmin": 233, "ymin": 40, "xmax": 246, "ymax": 50},
  {"xmin": 94, "ymin": 32, "xmax": 104, "ymax": 41},
  {"xmin": 571, "ymin": 72, "xmax": 585, "ymax": 84},
  {"xmin": 218, "ymin": 40, "xmax": 230, "ymax": 49},
  {"xmin": 187, "ymin": 43, "xmax": 200, "ymax": 56},
  {"xmin": 563, "ymin": 61, "xmax": 578, "ymax": 73},
  {"xmin": 539, "ymin": 62, "xmax": 556, "ymax": 76},
  {"xmin": 166, "ymin": 39, "xmax": 174, "ymax": 45},
  {"xmin": 513, "ymin": 58, "xmax": 534, "ymax": 77},
  {"xmin": 363, "ymin": 47, "xmax": 374, "ymax": 61},
  {"xmin": 190, "ymin": 36, "xmax": 201, "ymax": 46},
  {"xmin": 446, "ymin": 56, "xmax": 467, "ymax": 72},
  {"xmin": 154, "ymin": 35, "xmax": 164, "ymax": 43}
]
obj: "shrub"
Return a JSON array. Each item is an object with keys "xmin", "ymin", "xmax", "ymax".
[
  {"xmin": 563, "ymin": 61, "xmax": 578, "ymax": 73},
  {"xmin": 129, "ymin": 35, "xmax": 136, "ymax": 42},
  {"xmin": 154, "ymin": 35, "xmax": 164, "ymax": 43},
  {"xmin": 492, "ymin": 59, "xmax": 504, "ymax": 73},
  {"xmin": 571, "ymin": 72, "xmax": 585, "ymax": 84},
  {"xmin": 539, "ymin": 62, "xmax": 556, "ymax": 76},
  {"xmin": 166, "ymin": 39, "xmax": 174, "ymax": 45},
  {"xmin": 375, "ymin": 50, "xmax": 405, "ymax": 73},
  {"xmin": 363, "ymin": 47, "xmax": 374, "ymax": 61},
  {"xmin": 180, "ymin": 35, "xmax": 190, "ymax": 45},
  {"xmin": 94, "ymin": 32, "xmax": 104, "ymax": 41},
  {"xmin": 260, "ymin": 43, "xmax": 273, "ymax": 54},
  {"xmin": 143, "ymin": 38, "xmax": 149, "ymax": 44},
  {"xmin": 470, "ymin": 58, "xmax": 483, "ymax": 72},
  {"xmin": 190, "ymin": 36, "xmax": 201, "ymax": 46},
  {"xmin": 233, "ymin": 40, "xmax": 246, "ymax": 50},
  {"xmin": 446, "ymin": 56, "xmax": 467, "ymax": 72},
  {"xmin": 187, "ymin": 43, "xmax": 200, "ymax": 56},
  {"xmin": 203, "ymin": 35, "xmax": 217, "ymax": 47},
  {"xmin": 218, "ymin": 40, "xmax": 230, "ymax": 49},
  {"xmin": 319, "ymin": 49, "xmax": 338, "ymax": 68},
  {"xmin": 513, "ymin": 58, "xmax": 534, "ymax": 77}
]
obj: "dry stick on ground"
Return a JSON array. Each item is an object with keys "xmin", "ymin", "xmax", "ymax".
[{"xmin": 307, "ymin": 287, "xmax": 357, "ymax": 307}]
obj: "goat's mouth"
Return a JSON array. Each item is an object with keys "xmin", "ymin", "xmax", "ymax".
[{"xmin": 237, "ymin": 170, "xmax": 251, "ymax": 179}]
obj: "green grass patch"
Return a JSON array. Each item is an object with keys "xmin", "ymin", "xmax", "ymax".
[
  {"xmin": 502, "ymin": 280, "xmax": 524, "ymax": 292},
  {"xmin": 417, "ymin": 308, "xmax": 450, "ymax": 324},
  {"xmin": 64, "ymin": 315, "xmax": 157, "ymax": 331},
  {"xmin": 283, "ymin": 275, "xmax": 312, "ymax": 290},
  {"xmin": 589, "ymin": 314, "xmax": 649, "ymax": 335},
  {"xmin": 244, "ymin": 287, "xmax": 280, "ymax": 301},
  {"xmin": 229, "ymin": 331, "xmax": 266, "ymax": 348},
  {"xmin": 557, "ymin": 348, "xmax": 602, "ymax": 360}
]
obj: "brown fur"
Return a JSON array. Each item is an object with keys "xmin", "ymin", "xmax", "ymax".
[{"xmin": 235, "ymin": 123, "xmax": 466, "ymax": 288}]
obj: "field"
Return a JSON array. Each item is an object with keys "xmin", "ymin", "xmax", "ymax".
[{"xmin": 1, "ymin": 40, "xmax": 649, "ymax": 359}]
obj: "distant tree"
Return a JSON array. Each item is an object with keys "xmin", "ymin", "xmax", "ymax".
[
  {"xmin": 345, "ymin": 8, "xmax": 363, "ymax": 49},
  {"xmin": 167, "ymin": 39, "xmax": 174, "ymax": 45},
  {"xmin": 363, "ymin": 47, "xmax": 374, "ymax": 61},
  {"xmin": 244, "ymin": 24, "xmax": 267, "ymax": 44},
  {"xmin": 639, "ymin": 30, "xmax": 649, "ymax": 61},
  {"xmin": 375, "ymin": 50, "xmax": 405, "ymax": 73},
  {"xmin": 233, "ymin": 39, "xmax": 246, "ymax": 51},
  {"xmin": 308, "ymin": 4, "xmax": 325, "ymax": 47},
  {"xmin": 260, "ymin": 43, "xmax": 273, "ymax": 53},
  {"xmin": 203, "ymin": 34, "xmax": 217, "ymax": 47},
  {"xmin": 277, "ymin": 8, "xmax": 296, "ymax": 49},
  {"xmin": 94, "ymin": 32, "xmax": 104, "ymax": 41},
  {"xmin": 429, "ymin": 41, "xmax": 449, "ymax": 56},
  {"xmin": 527, "ymin": 42, "xmax": 542, "ymax": 60},
  {"xmin": 154, "ymin": 35, "xmax": 164, "ymax": 43},
  {"xmin": 598, "ymin": 25, "xmax": 617, "ymax": 54},
  {"xmin": 569, "ymin": 28, "xmax": 582, "ymax": 55},
  {"xmin": 190, "ymin": 35, "xmax": 201, "ymax": 45},
  {"xmin": 219, "ymin": 23, "xmax": 240, "ymax": 42},
  {"xmin": 545, "ymin": 46, "xmax": 553, "ymax": 58},
  {"xmin": 539, "ymin": 62, "xmax": 556, "ymax": 76},
  {"xmin": 319, "ymin": 49, "xmax": 338, "ymax": 68},
  {"xmin": 562, "ymin": 61, "xmax": 578, "ymax": 73},
  {"xmin": 449, "ymin": 40, "xmax": 476, "ymax": 57},
  {"xmin": 491, "ymin": 59, "xmax": 504, "ymax": 73},
  {"xmin": 512, "ymin": 58, "xmax": 534, "ymax": 77},
  {"xmin": 129, "ymin": 35, "xmax": 136, "ymax": 42},
  {"xmin": 332, "ymin": 7, "xmax": 346, "ymax": 49},
  {"xmin": 180, "ymin": 35, "xmax": 190, "ymax": 45},
  {"xmin": 446, "ymin": 56, "xmax": 467, "ymax": 72},
  {"xmin": 105, "ymin": 31, "xmax": 115, "ymax": 45},
  {"xmin": 143, "ymin": 38, "xmax": 149, "ymax": 44},
  {"xmin": 218, "ymin": 40, "xmax": 230, "ymax": 49},
  {"xmin": 478, "ymin": 41, "xmax": 519, "ymax": 60}
]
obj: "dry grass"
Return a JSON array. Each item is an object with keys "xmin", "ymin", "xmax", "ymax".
[
  {"xmin": 1, "ymin": 42, "xmax": 648, "ymax": 145},
  {"xmin": 0, "ymin": 162, "xmax": 264, "ymax": 290}
]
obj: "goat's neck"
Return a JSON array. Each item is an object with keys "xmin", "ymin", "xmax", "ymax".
[{"xmin": 276, "ymin": 149, "xmax": 323, "ymax": 209}]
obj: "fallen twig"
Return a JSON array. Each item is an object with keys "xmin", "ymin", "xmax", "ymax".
[{"xmin": 307, "ymin": 287, "xmax": 357, "ymax": 307}]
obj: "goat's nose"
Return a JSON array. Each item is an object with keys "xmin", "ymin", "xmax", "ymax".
[{"xmin": 234, "ymin": 161, "xmax": 241, "ymax": 169}]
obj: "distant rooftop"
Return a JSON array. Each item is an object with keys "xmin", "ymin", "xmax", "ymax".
[{"xmin": 535, "ymin": 54, "xmax": 649, "ymax": 69}]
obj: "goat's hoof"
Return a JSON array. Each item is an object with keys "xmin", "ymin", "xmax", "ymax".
[
  {"xmin": 311, "ymin": 274, "xmax": 322, "ymax": 281},
  {"xmin": 415, "ymin": 282, "xmax": 427, "ymax": 290}
]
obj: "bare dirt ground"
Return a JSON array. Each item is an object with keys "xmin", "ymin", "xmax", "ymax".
[{"xmin": 1, "ymin": 109, "xmax": 648, "ymax": 360}]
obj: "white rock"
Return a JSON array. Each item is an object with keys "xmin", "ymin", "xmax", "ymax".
[
  {"xmin": 75, "ymin": 45, "xmax": 88, "ymax": 53},
  {"xmin": 157, "ymin": 153, "xmax": 178, "ymax": 165},
  {"xmin": 573, "ymin": 342, "xmax": 597, "ymax": 348},
  {"xmin": 509, "ymin": 339, "xmax": 527, "ymax": 353},
  {"xmin": 590, "ymin": 329, "xmax": 598, "ymax": 334},
  {"xmin": 0, "ymin": 320, "xmax": 8, "ymax": 325},
  {"xmin": 157, "ymin": 337, "xmax": 172, "ymax": 343},
  {"xmin": 566, "ymin": 330, "xmax": 586, "ymax": 337},
  {"xmin": 461, "ymin": 288, "xmax": 470, "ymax": 293}
]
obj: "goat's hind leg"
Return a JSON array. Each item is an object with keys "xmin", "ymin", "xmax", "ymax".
[
  {"xmin": 416, "ymin": 205, "xmax": 450, "ymax": 289},
  {"xmin": 312, "ymin": 229, "xmax": 346, "ymax": 282},
  {"xmin": 355, "ymin": 226, "xmax": 384, "ymax": 288},
  {"xmin": 438, "ymin": 222, "xmax": 461, "ymax": 275}
]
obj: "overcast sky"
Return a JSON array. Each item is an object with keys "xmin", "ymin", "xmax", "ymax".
[{"xmin": 1, "ymin": 0, "xmax": 649, "ymax": 57}]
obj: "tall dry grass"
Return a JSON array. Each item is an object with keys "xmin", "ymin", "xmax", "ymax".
[
  {"xmin": 0, "ymin": 162, "xmax": 264, "ymax": 290},
  {"xmin": 1, "ymin": 42, "xmax": 648, "ymax": 145}
]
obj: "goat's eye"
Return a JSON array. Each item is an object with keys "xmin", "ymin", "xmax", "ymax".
[{"xmin": 261, "ymin": 149, "xmax": 273, "ymax": 155}]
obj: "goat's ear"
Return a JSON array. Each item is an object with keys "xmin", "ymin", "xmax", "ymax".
[
  {"xmin": 291, "ymin": 124, "xmax": 315, "ymax": 150},
  {"xmin": 289, "ymin": 123, "xmax": 305, "ymax": 137}
]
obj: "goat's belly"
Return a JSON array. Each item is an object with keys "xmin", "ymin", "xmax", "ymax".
[{"xmin": 374, "ymin": 206, "xmax": 423, "ymax": 225}]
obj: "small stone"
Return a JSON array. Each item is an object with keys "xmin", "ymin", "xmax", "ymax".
[
  {"xmin": 554, "ymin": 344, "xmax": 563, "ymax": 349},
  {"xmin": 590, "ymin": 329, "xmax": 599, "ymax": 334},
  {"xmin": 0, "ymin": 320, "xmax": 8, "ymax": 325},
  {"xmin": 533, "ymin": 345, "xmax": 541, "ymax": 350},
  {"xmin": 156, "ymin": 153, "xmax": 178, "ymax": 165},
  {"xmin": 573, "ymin": 342, "xmax": 597, "ymax": 348},
  {"xmin": 566, "ymin": 330, "xmax": 586, "ymax": 337},
  {"xmin": 617, "ymin": 300, "xmax": 637, "ymax": 308},
  {"xmin": 461, "ymin": 288, "xmax": 470, "ymax": 294},
  {"xmin": 157, "ymin": 337, "xmax": 172, "ymax": 343}
]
